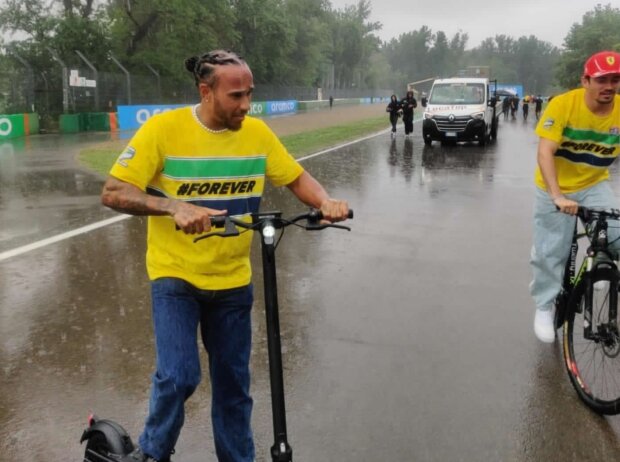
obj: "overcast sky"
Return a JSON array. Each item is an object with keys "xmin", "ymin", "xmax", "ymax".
[{"xmin": 329, "ymin": 0, "xmax": 612, "ymax": 49}]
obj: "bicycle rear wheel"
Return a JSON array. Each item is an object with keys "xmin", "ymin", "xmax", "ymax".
[{"xmin": 563, "ymin": 267, "xmax": 620, "ymax": 415}]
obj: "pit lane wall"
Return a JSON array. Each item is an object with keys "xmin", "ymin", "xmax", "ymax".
[{"xmin": 0, "ymin": 113, "xmax": 39, "ymax": 140}]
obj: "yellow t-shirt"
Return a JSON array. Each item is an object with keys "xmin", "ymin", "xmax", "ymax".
[
  {"xmin": 109, "ymin": 106, "xmax": 304, "ymax": 290},
  {"xmin": 534, "ymin": 88, "xmax": 620, "ymax": 193}
]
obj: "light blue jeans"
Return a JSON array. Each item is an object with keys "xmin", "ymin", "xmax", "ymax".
[{"xmin": 530, "ymin": 181, "xmax": 620, "ymax": 311}]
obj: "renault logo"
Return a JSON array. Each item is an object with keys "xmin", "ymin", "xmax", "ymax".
[{"xmin": 448, "ymin": 114, "xmax": 455, "ymax": 122}]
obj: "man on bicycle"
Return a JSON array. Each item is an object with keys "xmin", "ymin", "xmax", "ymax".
[
  {"xmin": 101, "ymin": 50, "xmax": 349, "ymax": 462},
  {"xmin": 530, "ymin": 50, "xmax": 620, "ymax": 343}
]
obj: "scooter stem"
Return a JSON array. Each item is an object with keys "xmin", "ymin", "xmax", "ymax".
[{"xmin": 260, "ymin": 222, "xmax": 293, "ymax": 462}]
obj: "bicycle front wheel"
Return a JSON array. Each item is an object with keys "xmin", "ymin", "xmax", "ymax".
[{"xmin": 563, "ymin": 267, "xmax": 620, "ymax": 415}]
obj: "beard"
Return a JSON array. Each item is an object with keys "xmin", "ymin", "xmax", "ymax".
[{"xmin": 213, "ymin": 101, "xmax": 245, "ymax": 131}]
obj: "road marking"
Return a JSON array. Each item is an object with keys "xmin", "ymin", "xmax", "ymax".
[
  {"xmin": 1, "ymin": 120, "xmax": 421, "ymax": 261},
  {"xmin": 0, "ymin": 215, "xmax": 130, "ymax": 262}
]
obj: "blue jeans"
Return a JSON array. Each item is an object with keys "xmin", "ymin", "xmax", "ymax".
[
  {"xmin": 139, "ymin": 278, "xmax": 255, "ymax": 462},
  {"xmin": 530, "ymin": 181, "xmax": 620, "ymax": 311}
]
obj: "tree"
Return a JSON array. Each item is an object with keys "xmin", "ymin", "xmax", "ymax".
[
  {"xmin": 281, "ymin": 0, "xmax": 332, "ymax": 86},
  {"xmin": 230, "ymin": 0, "xmax": 296, "ymax": 84},
  {"xmin": 380, "ymin": 27, "xmax": 467, "ymax": 92},
  {"xmin": 556, "ymin": 3, "xmax": 620, "ymax": 89},
  {"xmin": 467, "ymin": 34, "xmax": 559, "ymax": 94},
  {"xmin": 107, "ymin": 0, "xmax": 237, "ymax": 81},
  {"xmin": 329, "ymin": 0, "xmax": 381, "ymax": 89}
]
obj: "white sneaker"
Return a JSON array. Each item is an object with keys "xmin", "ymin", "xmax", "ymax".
[{"xmin": 534, "ymin": 307, "xmax": 556, "ymax": 343}]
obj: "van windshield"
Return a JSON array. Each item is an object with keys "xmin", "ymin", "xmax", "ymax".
[{"xmin": 429, "ymin": 83, "xmax": 485, "ymax": 105}]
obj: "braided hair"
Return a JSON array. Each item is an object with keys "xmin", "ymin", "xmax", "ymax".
[{"xmin": 185, "ymin": 50, "xmax": 246, "ymax": 87}]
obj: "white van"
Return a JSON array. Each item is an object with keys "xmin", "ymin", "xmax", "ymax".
[{"xmin": 421, "ymin": 77, "xmax": 499, "ymax": 146}]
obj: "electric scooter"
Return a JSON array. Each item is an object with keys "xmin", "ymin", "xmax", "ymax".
[{"xmin": 80, "ymin": 208, "xmax": 352, "ymax": 461}]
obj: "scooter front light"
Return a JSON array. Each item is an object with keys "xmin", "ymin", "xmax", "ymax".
[{"xmin": 263, "ymin": 224, "xmax": 276, "ymax": 245}]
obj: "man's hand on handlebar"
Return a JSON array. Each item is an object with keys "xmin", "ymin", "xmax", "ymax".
[
  {"xmin": 319, "ymin": 198, "xmax": 349, "ymax": 223},
  {"xmin": 554, "ymin": 196, "xmax": 579, "ymax": 216},
  {"xmin": 171, "ymin": 202, "xmax": 227, "ymax": 234}
]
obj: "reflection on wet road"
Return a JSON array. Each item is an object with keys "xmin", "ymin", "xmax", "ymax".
[{"xmin": 1, "ymin": 120, "xmax": 619, "ymax": 461}]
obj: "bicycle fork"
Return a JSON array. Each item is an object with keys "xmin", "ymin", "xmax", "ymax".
[{"xmin": 582, "ymin": 256, "xmax": 619, "ymax": 344}]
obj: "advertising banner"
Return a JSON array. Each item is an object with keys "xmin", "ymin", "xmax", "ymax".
[
  {"xmin": 0, "ymin": 114, "xmax": 25, "ymax": 140},
  {"xmin": 119, "ymin": 100, "xmax": 298, "ymax": 130},
  {"xmin": 118, "ymin": 104, "xmax": 187, "ymax": 130}
]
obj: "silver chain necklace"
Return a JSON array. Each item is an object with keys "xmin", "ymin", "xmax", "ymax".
[{"xmin": 192, "ymin": 104, "xmax": 229, "ymax": 134}]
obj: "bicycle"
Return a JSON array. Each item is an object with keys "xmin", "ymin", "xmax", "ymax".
[
  {"xmin": 554, "ymin": 206, "xmax": 620, "ymax": 415},
  {"xmin": 195, "ymin": 208, "xmax": 353, "ymax": 462}
]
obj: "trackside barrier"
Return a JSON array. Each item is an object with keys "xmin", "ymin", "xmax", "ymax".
[
  {"xmin": 59, "ymin": 113, "xmax": 116, "ymax": 133},
  {"xmin": 298, "ymin": 97, "xmax": 390, "ymax": 111},
  {"xmin": 0, "ymin": 113, "xmax": 39, "ymax": 140},
  {"xmin": 117, "ymin": 100, "xmax": 298, "ymax": 131}
]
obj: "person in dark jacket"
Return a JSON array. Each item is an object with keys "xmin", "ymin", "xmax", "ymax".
[
  {"xmin": 534, "ymin": 95, "xmax": 543, "ymax": 120},
  {"xmin": 502, "ymin": 96, "xmax": 511, "ymax": 120},
  {"xmin": 400, "ymin": 90, "xmax": 417, "ymax": 136},
  {"xmin": 522, "ymin": 95, "xmax": 530, "ymax": 121},
  {"xmin": 386, "ymin": 94, "xmax": 401, "ymax": 136}
]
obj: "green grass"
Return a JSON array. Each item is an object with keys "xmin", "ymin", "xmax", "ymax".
[{"xmin": 78, "ymin": 115, "xmax": 387, "ymax": 177}]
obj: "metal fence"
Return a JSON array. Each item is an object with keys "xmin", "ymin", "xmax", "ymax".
[{"xmin": 0, "ymin": 52, "xmax": 393, "ymax": 128}]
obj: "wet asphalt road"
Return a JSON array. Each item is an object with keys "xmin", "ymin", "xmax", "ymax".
[{"xmin": 1, "ymin": 118, "xmax": 620, "ymax": 461}]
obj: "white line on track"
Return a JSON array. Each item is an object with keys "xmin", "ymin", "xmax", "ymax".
[
  {"xmin": 0, "ymin": 215, "xmax": 130, "ymax": 262},
  {"xmin": 1, "ymin": 120, "xmax": 419, "ymax": 262}
]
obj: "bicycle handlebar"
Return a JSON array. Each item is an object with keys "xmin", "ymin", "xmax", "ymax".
[
  {"xmin": 555, "ymin": 205, "xmax": 620, "ymax": 222},
  {"xmin": 576, "ymin": 206, "xmax": 620, "ymax": 222}
]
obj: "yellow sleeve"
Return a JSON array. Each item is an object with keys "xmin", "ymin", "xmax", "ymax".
[
  {"xmin": 262, "ymin": 123, "xmax": 304, "ymax": 187},
  {"xmin": 535, "ymin": 95, "xmax": 568, "ymax": 144},
  {"xmin": 109, "ymin": 116, "xmax": 164, "ymax": 191}
]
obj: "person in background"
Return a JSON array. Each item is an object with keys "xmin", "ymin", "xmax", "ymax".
[
  {"xmin": 329, "ymin": 95, "xmax": 334, "ymax": 108},
  {"xmin": 530, "ymin": 50, "xmax": 620, "ymax": 343},
  {"xmin": 534, "ymin": 95, "xmax": 543, "ymax": 120},
  {"xmin": 400, "ymin": 90, "xmax": 418, "ymax": 136},
  {"xmin": 101, "ymin": 49, "xmax": 350, "ymax": 462},
  {"xmin": 510, "ymin": 94, "xmax": 520, "ymax": 119},
  {"xmin": 522, "ymin": 95, "xmax": 530, "ymax": 121},
  {"xmin": 502, "ymin": 95, "xmax": 511, "ymax": 121},
  {"xmin": 386, "ymin": 94, "xmax": 401, "ymax": 136}
]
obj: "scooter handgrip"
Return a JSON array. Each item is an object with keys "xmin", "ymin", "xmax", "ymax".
[
  {"xmin": 210, "ymin": 216, "xmax": 227, "ymax": 228},
  {"xmin": 175, "ymin": 216, "xmax": 227, "ymax": 231},
  {"xmin": 314, "ymin": 209, "xmax": 354, "ymax": 220}
]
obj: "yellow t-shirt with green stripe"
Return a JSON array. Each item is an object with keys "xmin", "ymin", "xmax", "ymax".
[
  {"xmin": 534, "ymin": 88, "xmax": 620, "ymax": 193},
  {"xmin": 109, "ymin": 107, "xmax": 304, "ymax": 290}
]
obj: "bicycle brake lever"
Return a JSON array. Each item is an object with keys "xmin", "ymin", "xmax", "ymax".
[{"xmin": 194, "ymin": 220, "xmax": 240, "ymax": 242}]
